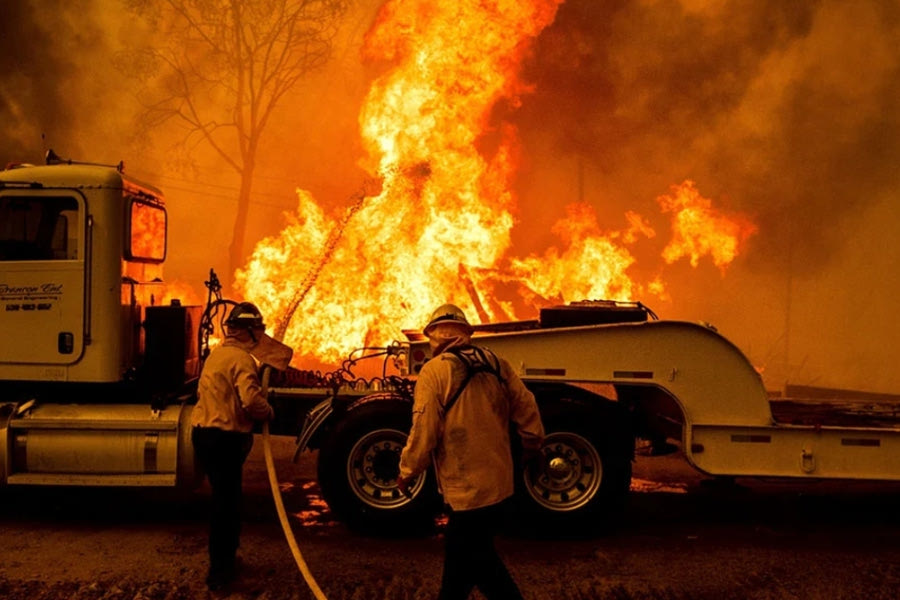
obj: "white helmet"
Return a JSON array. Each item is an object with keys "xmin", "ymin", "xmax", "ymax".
[{"xmin": 424, "ymin": 303, "xmax": 474, "ymax": 338}]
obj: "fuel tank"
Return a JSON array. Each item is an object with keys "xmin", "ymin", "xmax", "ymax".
[{"xmin": 0, "ymin": 401, "xmax": 199, "ymax": 487}]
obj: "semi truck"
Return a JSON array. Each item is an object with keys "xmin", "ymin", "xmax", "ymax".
[{"xmin": 3, "ymin": 156, "xmax": 900, "ymax": 535}]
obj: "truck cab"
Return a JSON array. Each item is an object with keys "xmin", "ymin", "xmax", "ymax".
[{"xmin": 0, "ymin": 160, "xmax": 199, "ymax": 487}]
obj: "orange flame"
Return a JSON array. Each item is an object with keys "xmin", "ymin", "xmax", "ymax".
[
  {"xmin": 236, "ymin": 0, "xmax": 564, "ymax": 364},
  {"xmin": 507, "ymin": 203, "xmax": 643, "ymax": 303},
  {"xmin": 234, "ymin": 2, "xmax": 756, "ymax": 367},
  {"xmin": 657, "ymin": 180, "xmax": 758, "ymax": 270},
  {"xmin": 159, "ymin": 279, "xmax": 204, "ymax": 307}
]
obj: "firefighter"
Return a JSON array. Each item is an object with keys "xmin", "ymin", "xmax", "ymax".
[
  {"xmin": 397, "ymin": 303, "xmax": 545, "ymax": 600},
  {"xmin": 191, "ymin": 302, "xmax": 274, "ymax": 592}
]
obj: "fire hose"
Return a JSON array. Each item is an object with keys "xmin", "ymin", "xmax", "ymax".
[
  {"xmin": 215, "ymin": 175, "xmax": 383, "ymax": 597},
  {"xmin": 260, "ymin": 368, "xmax": 328, "ymax": 600}
]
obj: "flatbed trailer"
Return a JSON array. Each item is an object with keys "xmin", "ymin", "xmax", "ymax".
[{"xmin": 280, "ymin": 310, "xmax": 900, "ymax": 532}]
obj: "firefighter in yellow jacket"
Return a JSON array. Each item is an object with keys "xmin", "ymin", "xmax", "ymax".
[
  {"xmin": 397, "ymin": 303, "xmax": 545, "ymax": 600},
  {"xmin": 191, "ymin": 302, "xmax": 275, "ymax": 592}
]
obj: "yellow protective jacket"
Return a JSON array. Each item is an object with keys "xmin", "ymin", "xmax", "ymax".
[
  {"xmin": 191, "ymin": 337, "xmax": 274, "ymax": 432},
  {"xmin": 399, "ymin": 344, "xmax": 545, "ymax": 511}
]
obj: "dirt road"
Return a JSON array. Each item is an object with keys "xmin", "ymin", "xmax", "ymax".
[{"xmin": 2, "ymin": 435, "xmax": 900, "ymax": 600}]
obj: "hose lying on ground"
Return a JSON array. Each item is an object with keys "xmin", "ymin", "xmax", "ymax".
[{"xmin": 261, "ymin": 369, "xmax": 328, "ymax": 600}]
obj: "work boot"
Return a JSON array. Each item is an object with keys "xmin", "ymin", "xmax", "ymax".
[{"xmin": 206, "ymin": 559, "xmax": 237, "ymax": 592}]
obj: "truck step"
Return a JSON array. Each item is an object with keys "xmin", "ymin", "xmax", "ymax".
[{"xmin": 6, "ymin": 473, "xmax": 177, "ymax": 486}]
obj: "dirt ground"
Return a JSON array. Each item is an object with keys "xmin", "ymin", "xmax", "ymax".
[{"xmin": 2, "ymin": 435, "xmax": 900, "ymax": 600}]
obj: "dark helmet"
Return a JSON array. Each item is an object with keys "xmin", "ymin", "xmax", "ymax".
[{"xmin": 224, "ymin": 302, "xmax": 265, "ymax": 330}]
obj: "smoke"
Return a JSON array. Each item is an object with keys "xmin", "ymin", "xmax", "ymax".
[
  {"xmin": 515, "ymin": 0, "xmax": 900, "ymax": 273},
  {"xmin": 1, "ymin": 0, "xmax": 899, "ymax": 391},
  {"xmin": 0, "ymin": 1, "xmax": 145, "ymax": 164},
  {"xmin": 507, "ymin": 0, "xmax": 900, "ymax": 391},
  {"xmin": 0, "ymin": 2, "xmax": 69, "ymax": 160}
]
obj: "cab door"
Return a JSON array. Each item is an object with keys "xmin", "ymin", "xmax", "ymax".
[{"xmin": 0, "ymin": 189, "xmax": 86, "ymax": 366}]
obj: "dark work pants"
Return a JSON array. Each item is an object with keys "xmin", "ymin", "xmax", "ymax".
[
  {"xmin": 192, "ymin": 427, "xmax": 254, "ymax": 581},
  {"xmin": 438, "ymin": 501, "xmax": 524, "ymax": 600}
]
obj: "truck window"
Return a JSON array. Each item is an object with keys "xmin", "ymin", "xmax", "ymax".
[
  {"xmin": 0, "ymin": 196, "xmax": 79, "ymax": 261},
  {"xmin": 126, "ymin": 197, "xmax": 166, "ymax": 263}
]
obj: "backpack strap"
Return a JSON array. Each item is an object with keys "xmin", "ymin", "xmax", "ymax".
[
  {"xmin": 440, "ymin": 345, "xmax": 505, "ymax": 416},
  {"xmin": 441, "ymin": 365, "xmax": 474, "ymax": 416}
]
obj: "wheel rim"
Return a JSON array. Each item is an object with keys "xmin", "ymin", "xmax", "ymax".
[
  {"xmin": 524, "ymin": 431, "xmax": 603, "ymax": 512},
  {"xmin": 346, "ymin": 428, "xmax": 423, "ymax": 509}
]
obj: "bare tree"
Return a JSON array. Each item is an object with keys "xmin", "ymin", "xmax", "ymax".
[{"xmin": 123, "ymin": 0, "xmax": 348, "ymax": 289}]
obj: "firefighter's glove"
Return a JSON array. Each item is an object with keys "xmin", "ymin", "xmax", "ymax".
[{"xmin": 396, "ymin": 474, "xmax": 414, "ymax": 499}]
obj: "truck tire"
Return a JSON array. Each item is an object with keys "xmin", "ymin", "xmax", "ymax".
[
  {"xmin": 316, "ymin": 398, "xmax": 440, "ymax": 535},
  {"xmin": 515, "ymin": 404, "xmax": 633, "ymax": 534}
]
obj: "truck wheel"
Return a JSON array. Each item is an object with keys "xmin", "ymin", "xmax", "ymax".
[
  {"xmin": 517, "ymin": 409, "xmax": 632, "ymax": 534},
  {"xmin": 316, "ymin": 399, "xmax": 440, "ymax": 535}
]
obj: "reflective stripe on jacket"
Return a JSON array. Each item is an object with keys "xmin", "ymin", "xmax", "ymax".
[{"xmin": 399, "ymin": 346, "xmax": 544, "ymax": 511}]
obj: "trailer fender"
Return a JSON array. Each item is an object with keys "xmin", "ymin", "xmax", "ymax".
[
  {"xmin": 294, "ymin": 391, "xmax": 413, "ymax": 458},
  {"xmin": 294, "ymin": 397, "xmax": 335, "ymax": 459}
]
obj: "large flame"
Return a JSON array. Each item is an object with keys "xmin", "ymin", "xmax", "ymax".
[{"xmin": 235, "ymin": 0, "xmax": 756, "ymax": 368}]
